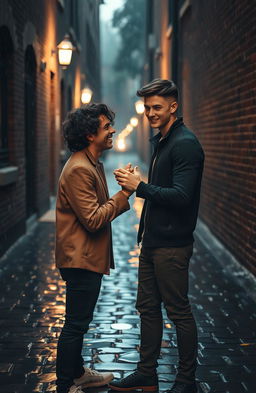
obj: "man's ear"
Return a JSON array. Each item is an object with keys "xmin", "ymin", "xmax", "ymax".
[
  {"xmin": 170, "ymin": 101, "xmax": 178, "ymax": 114},
  {"xmin": 86, "ymin": 134, "xmax": 94, "ymax": 143}
]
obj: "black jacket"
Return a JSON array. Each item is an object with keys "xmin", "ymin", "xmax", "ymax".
[{"xmin": 136, "ymin": 117, "xmax": 204, "ymax": 247}]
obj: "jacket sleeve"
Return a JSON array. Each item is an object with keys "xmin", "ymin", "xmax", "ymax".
[
  {"xmin": 63, "ymin": 166, "xmax": 130, "ymax": 232},
  {"xmin": 136, "ymin": 139, "xmax": 204, "ymax": 207}
]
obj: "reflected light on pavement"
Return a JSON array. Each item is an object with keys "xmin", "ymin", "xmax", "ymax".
[{"xmin": 111, "ymin": 323, "xmax": 133, "ymax": 330}]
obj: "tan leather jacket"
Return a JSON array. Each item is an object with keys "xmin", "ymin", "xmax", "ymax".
[{"xmin": 55, "ymin": 149, "xmax": 130, "ymax": 274}]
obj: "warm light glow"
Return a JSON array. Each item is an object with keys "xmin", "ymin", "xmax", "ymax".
[
  {"xmin": 58, "ymin": 48, "xmax": 72, "ymax": 66},
  {"xmin": 135, "ymin": 100, "xmax": 144, "ymax": 114},
  {"xmin": 126, "ymin": 124, "xmax": 133, "ymax": 132},
  {"xmin": 57, "ymin": 35, "xmax": 74, "ymax": 66},
  {"xmin": 130, "ymin": 117, "xmax": 138, "ymax": 127},
  {"xmin": 74, "ymin": 68, "xmax": 81, "ymax": 108},
  {"xmin": 81, "ymin": 87, "xmax": 93, "ymax": 104},
  {"xmin": 116, "ymin": 138, "xmax": 126, "ymax": 151},
  {"xmin": 121, "ymin": 130, "xmax": 128, "ymax": 137},
  {"xmin": 111, "ymin": 323, "xmax": 133, "ymax": 330}
]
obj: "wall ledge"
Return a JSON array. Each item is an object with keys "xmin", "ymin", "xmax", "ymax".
[{"xmin": 0, "ymin": 166, "xmax": 19, "ymax": 186}]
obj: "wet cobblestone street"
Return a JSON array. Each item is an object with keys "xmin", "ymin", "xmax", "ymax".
[{"xmin": 0, "ymin": 152, "xmax": 255, "ymax": 393}]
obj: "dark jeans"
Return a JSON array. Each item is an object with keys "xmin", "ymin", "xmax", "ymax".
[
  {"xmin": 136, "ymin": 245, "xmax": 198, "ymax": 384},
  {"xmin": 56, "ymin": 268, "xmax": 103, "ymax": 393}
]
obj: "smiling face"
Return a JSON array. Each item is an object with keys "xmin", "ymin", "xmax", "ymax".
[
  {"xmin": 144, "ymin": 95, "xmax": 178, "ymax": 136},
  {"xmin": 87, "ymin": 114, "xmax": 116, "ymax": 154}
]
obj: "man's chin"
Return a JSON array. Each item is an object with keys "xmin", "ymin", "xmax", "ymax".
[{"xmin": 150, "ymin": 123, "xmax": 159, "ymax": 129}]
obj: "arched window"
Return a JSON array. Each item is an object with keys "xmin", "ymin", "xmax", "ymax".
[{"xmin": 0, "ymin": 26, "xmax": 14, "ymax": 167}]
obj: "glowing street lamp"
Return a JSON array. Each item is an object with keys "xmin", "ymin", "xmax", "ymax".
[
  {"xmin": 135, "ymin": 99, "xmax": 144, "ymax": 114},
  {"xmin": 116, "ymin": 138, "xmax": 126, "ymax": 151},
  {"xmin": 57, "ymin": 35, "xmax": 74, "ymax": 67},
  {"xmin": 81, "ymin": 87, "xmax": 93, "ymax": 104},
  {"xmin": 130, "ymin": 117, "xmax": 138, "ymax": 127}
]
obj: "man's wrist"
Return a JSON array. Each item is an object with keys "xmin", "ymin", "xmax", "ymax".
[
  {"xmin": 135, "ymin": 180, "xmax": 142, "ymax": 189},
  {"xmin": 121, "ymin": 189, "xmax": 131, "ymax": 199},
  {"xmin": 136, "ymin": 181, "xmax": 145, "ymax": 196}
]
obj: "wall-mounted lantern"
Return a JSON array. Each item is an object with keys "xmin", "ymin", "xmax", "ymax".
[
  {"xmin": 135, "ymin": 100, "xmax": 144, "ymax": 115},
  {"xmin": 81, "ymin": 87, "xmax": 93, "ymax": 104},
  {"xmin": 57, "ymin": 35, "xmax": 74, "ymax": 68}
]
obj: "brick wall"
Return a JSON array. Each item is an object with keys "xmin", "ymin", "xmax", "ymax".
[
  {"xmin": 179, "ymin": 0, "xmax": 256, "ymax": 274},
  {"xmin": 0, "ymin": 0, "xmax": 61, "ymax": 256},
  {"xmin": 0, "ymin": 1, "xmax": 27, "ymax": 254},
  {"xmin": 0, "ymin": 0, "xmax": 101, "ymax": 256}
]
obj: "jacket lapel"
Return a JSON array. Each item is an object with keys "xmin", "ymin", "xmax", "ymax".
[
  {"xmin": 96, "ymin": 163, "xmax": 109, "ymax": 198},
  {"xmin": 84, "ymin": 149, "xmax": 109, "ymax": 199}
]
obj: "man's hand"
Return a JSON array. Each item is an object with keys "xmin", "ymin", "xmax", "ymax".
[
  {"xmin": 124, "ymin": 162, "xmax": 134, "ymax": 173},
  {"xmin": 117, "ymin": 163, "xmax": 135, "ymax": 198},
  {"xmin": 114, "ymin": 166, "xmax": 141, "ymax": 192}
]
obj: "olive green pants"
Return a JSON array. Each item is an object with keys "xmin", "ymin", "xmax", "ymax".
[{"xmin": 136, "ymin": 245, "xmax": 197, "ymax": 384}]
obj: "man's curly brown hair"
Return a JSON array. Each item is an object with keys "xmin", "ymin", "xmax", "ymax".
[{"xmin": 63, "ymin": 103, "xmax": 115, "ymax": 152}]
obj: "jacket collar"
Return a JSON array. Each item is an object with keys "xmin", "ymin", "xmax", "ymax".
[
  {"xmin": 149, "ymin": 117, "xmax": 184, "ymax": 147},
  {"xmin": 84, "ymin": 148, "xmax": 109, "ymax": 196},
  {"xmin": 84, "ymin": 147, "xmax": 98, "ymax": 167}
]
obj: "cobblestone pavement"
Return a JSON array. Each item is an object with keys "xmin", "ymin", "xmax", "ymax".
[{"xmin": 0, "ymin": 152, "xmax": 256, "ymax": 393}]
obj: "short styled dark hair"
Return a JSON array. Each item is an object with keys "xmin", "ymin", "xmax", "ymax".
[
  {"xmin": 137, "ymin": 78, "xmax": 178, "ymax": 101},
  {"xmin": 63, "ymin": 103, "xmax": 115, "ymax": 152}
]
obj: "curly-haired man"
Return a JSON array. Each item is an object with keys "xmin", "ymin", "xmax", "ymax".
[{"xmin": 55, "ymin": 103, "xmax": 132, "ymax": 393}]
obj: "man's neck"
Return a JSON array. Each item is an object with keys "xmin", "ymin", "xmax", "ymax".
[
  {"xmin": 159, "ymin": 116, "xmax": 177, "ymax": 137},
  {"xmin": 87, "ymin": 145, "xmax": 101, "ymax": 161}
]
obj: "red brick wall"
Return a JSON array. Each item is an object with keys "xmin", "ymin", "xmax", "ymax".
[
  {"xmin": 0, "ymin": 2, "xmax": 27, "ymax": 253},
  {"xmin": 0, "ymin": 0, "xmax": 61, "ymax": 255},
  {"xmin": 0, "ymin": 0, "xmax": 102, "ymax": 256},
  {"xmin": 179, "ymin": 0, "xmax": 256, "ymax": 274}
]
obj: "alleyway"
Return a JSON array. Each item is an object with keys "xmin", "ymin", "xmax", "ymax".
[{"xmin": 0, "ymin": 152, "xmax": 255, "ymax": 393}]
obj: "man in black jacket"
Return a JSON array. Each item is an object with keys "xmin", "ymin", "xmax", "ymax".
[{"xmin": 110, "ymin": 79, "xmax": 204, "ymax": 393}]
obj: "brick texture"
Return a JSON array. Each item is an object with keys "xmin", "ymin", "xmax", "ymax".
[
  {"xmin": 0, "ymin": 0, "xmax": 101, "ymax": 256},
  {"xmin": 0, "ymin": 1, "xmax": 59, "ymax": 256},
  {"xmin": 179, "ymin": 0, "xmax": 256, "ymax": 274}
]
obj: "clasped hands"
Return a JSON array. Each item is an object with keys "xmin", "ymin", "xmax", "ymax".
[{"xmin": 113, "ymin": 163, "xmax": 142, "ymax": 197}]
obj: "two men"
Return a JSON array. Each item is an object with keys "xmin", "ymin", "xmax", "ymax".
[
  {"xmin": 109, "ymin": 79, "xmax": 204, "ymax": 393},
  {"xmin": 55, "ymin": 103, "xmax": 131, "ymax": 393},
  {"xmin": 55, "ymin": 78, "xmax": 204, "ymax": 393}
]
